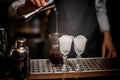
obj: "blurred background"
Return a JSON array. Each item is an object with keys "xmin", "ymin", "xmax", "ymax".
[
  {"xmin": 0, "ymin": 0, "xmax": 49, "ymax": 59},
  {"xmin": 0, "ymin": 0, "xmax": 119, "ymax": 59}
]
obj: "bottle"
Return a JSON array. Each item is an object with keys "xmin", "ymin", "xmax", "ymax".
[
  {"xmin": 9, "ymin": 38, "xmax": 30, "ymax": 80},
  {"xmin": 0, "ymin": 27, "xmax": 8, "ymax": 78}
]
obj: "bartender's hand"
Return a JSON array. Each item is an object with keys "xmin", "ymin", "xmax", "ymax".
[
  {"xmin": 102, "ymin": 31, "xmax": 117, "ymax": 58},
  {"xmin": 18, "ymin": 0, "xmax": 50, "ymax": 15},
  {"xmin": 25, "ymin": 0, "xmax": 49, "ymax": 7}
]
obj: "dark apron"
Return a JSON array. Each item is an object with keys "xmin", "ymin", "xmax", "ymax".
[{"xmin": 43, "ymin": 0, "xmax": 102, "ymax": 58}]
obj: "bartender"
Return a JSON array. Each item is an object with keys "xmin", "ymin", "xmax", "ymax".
[{"xmin": 8, "ymin": 0, "xmax": 117, "ymax": 58}]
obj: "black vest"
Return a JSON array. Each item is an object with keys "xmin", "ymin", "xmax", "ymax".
[{"xmin": 47, "ymin": 0, "xmax": 101, "ymax": 58}]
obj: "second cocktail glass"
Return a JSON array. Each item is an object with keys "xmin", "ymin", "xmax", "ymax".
[{"xmin": 74, "ymin": 35, "xmax": 87, "ymax": 71}]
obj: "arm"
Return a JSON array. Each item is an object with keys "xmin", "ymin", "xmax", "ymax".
[
  {"xmin": 95, "ymin": 0, "xmax": 110, "ymax": 32},
  {"xmin": 95, "ymin": 0, "xmax": 117, "ymax": 57},
  {"xmin": 8, "ymin": 0, "xmax": 48, "ymax": 20},
  {"xmin": 8, "ymin": 0, "xmax": 25, "ymax": 20}
]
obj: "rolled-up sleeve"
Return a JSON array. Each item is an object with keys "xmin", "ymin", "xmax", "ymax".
[
  {"xmin": 8, "ymin": 0, "xmax": 25, "ymax": 19},
  {"xmin": 95, "ymin": 0, "xmax": 110, "ymax": 32}
]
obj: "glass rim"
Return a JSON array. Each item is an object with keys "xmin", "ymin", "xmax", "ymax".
[{"xmin": 49, "ymin": 32, "xmax": 64, "ymax": 38}]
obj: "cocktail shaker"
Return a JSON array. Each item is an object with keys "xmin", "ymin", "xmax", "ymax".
[{"xmin": 9, "ymin": 38, "xmax": 30, "ymax": 80}]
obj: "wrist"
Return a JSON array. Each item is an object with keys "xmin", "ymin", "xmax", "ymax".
[{"xmin": 103, "ymin": 31, "xmax": 112, "ymax": 40}]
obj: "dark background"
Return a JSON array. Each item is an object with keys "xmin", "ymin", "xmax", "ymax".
[
  {"xmin": 0, "ymin": 0, "xmax": 120, "ymax": 56},
  {"xmin": 0, "ymin": 0, "xmax": 47, "ymax": 59},
  {"xmin": 0, "ymin": 0, "xmax": 12, "ymax": 26},
  {"xmin": 106, "ymin": 0, "xmax": 120, "ymax": 56},
  {"xmin": 0, "ymin": 0, "xmax": 13, "ymax": 52}
]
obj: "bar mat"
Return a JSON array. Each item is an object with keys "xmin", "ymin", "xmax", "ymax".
[
  {"xmin": 30, "ymin": 58, "xmax": 120, "ymax": 74},
  {"xmin": 30, "ymin": 59, "xmax": 53, "ymax": 74},
  {"xmin": 78, "ymin": 58, "xmax": 120, "ymax": 72}
]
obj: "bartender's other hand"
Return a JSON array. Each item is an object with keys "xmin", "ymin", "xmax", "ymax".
[{"xmin": 102, "ymin": 31, "xmax": 117, "ymax": 58}]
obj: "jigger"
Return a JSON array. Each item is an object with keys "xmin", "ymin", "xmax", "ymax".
[{"xmin": 23, "ymin": 0, "xmax": 55, "ymax": 19}]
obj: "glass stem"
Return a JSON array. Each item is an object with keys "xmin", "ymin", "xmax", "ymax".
[
  {"xmin": 76, "ymin": 54, "xmax": 81, "ymax": 71},
  {"xmin": 62, "ymin": 55, "xmax": 67, "ymax": 72}
]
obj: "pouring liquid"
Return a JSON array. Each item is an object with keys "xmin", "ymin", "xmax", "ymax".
[
  {"xmin": 54, "ymin": 7, "xmax": 59, "ymax": 33},
  {"xmin": 49, "ymin": 7, "xmax": 63, "ymax": 64}
]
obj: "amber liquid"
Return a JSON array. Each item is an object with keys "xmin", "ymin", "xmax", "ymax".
[
  {"xmin": 49, "ymin": 44, "xmax": 63, "ymax": 64},
  {"xmin": 50, "ymin": 52, "xmax": 63, "ymax": 64}
]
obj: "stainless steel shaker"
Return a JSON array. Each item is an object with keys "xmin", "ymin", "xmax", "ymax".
[{"xmin": 9, "ymin": 38, "xmax": 30, "ymax": 80}]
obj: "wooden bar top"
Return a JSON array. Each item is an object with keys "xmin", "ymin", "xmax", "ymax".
[{"xmin": 28, "ymin": 70, "xmax": 120, "ymax": 79}]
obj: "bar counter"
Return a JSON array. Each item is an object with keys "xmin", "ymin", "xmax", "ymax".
[
  {"xmin": 27, "ymin": 58, "xmax": 120, "ymax": 79},
  {"xmin": 2, "ymin": 57, "xmax": 120, "ymax": 80}
]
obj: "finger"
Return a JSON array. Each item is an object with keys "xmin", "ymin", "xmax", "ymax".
[
  {"xmin": 40, "ymin": 0, "xmax": 47, "ymax": 6},
  {"xmin": 112, "ymin": 51, "xmax": 117, "ymax": 58},
  {"xmin": 107, "ymin": 50, "xmax": 112, "ymax": 57},
  {"xmin": 102, "ymin": 45, "xmax": 106, "ymax": 58},
  {"xmin": 45, "ymin": 9, "xmax": 51, "ymax": 15},
  {"xmin": 34, "ymin": 0, "xmax": 41, "ymax": 7},
  {"xmin": 30, "ymin": 0, "xmax": 37, "ymax": 6},
  {"xmin": 107, "ymin": 48, "xmax": 117, "ymax": 58}
]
